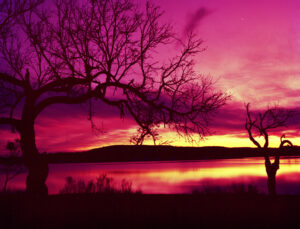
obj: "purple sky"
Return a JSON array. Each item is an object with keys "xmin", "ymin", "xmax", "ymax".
[{"xmin": 1, "ymin": 0, "xmax": 300, "ymax": 153}]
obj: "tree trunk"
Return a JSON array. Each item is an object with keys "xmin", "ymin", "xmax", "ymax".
[
  {"xmin": 265, "ymin": 156, "xmax": 279, "ymax": 196},
  {"xmin": 20, "ymin": 98, "xmax": 48, "ymax": 196}
]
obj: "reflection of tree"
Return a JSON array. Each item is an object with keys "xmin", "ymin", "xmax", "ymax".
[
  {"xmin": 245, "ymin": 103, "xmax": 293, "ymax": 196},
  {"xmin": 0, "ymin": 0, "xmax": 229, "ymax": 195},
  {"xmin": 0, "ymin": 139, "xmax": 26, "ymax": 192}
]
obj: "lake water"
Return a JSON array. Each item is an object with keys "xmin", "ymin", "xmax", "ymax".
[{"xmin": 2, "ymin": 156, "xmax": 300, "ymax": 194}]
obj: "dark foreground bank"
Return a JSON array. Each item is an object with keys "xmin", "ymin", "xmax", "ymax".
[{"xmin": 1, "ymin": 193, "xmax": 300, "ymax": 229}]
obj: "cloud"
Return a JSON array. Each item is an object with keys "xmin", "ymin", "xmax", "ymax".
[
  {"xmin": 34, "ymin": 112, "xmax": 137, "ymax": 152},
  {"xmin": 207, "ymin": 102, "xmax": 300, "ymax": 137},
  {"xmin": 184, "ymin": 7, "xmax": 211, "ymax": 34}
]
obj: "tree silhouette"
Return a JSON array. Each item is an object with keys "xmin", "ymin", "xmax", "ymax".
[
  {"xmin": 245, "ymin": 103, "xmax": 293, "ymax": 195},
  {"xmin": 59, "ymin": 174, "xmax": 135, "ymax": 194},
  {"xmin": 0, "ymin": 0, "xmax": 229, "ymax": 194},
  {"xmin": 0, "ymin": 0, "xmax": 43, "ymax": 36}
]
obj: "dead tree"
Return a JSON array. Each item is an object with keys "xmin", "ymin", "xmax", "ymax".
[
  {"xmin": 0, "ymin": 0, "xmax": 43, "ymax": 37},
  {"xmin": 245, "ymin": 103, "xmax": 293, "ymax": 195},
  {"xmin": 0, "ymin": 0, "xmax": 229, "ymax": 194}
]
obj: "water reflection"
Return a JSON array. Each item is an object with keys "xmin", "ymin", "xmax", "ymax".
[
  {"xmin": 0, "ymin": 164, "xmax": 26, "ymax": 192},
  {"xmin": 3, "ymin": 157, "xmax": 300, "ymax": 195}
]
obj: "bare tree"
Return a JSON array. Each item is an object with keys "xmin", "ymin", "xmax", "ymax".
[
  {"xmin": 0, "ymin": 0, "xmax": 43, "ymax": 37},
  {"xmin": 245, "ymin": 103, "xmax": 293, "ymax": 195},
  {"xmin": 0, "ymin": 0, "xmax": 229, "ymax": 194}
]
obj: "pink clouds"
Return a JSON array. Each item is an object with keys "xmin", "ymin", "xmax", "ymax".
[
  {"xmin": 184, "ymin": 7, "xmax": 211, "ymax": 34},
  {"xmin": 1, "ymin": 0, "xmax": 300, "ymax": 153},
  {"xmin": 34, "ymin": 103, "xmax": 138, "ymax": 152},
  {"xmin": 152, "ymin": 0, "xmax": 300, "ymax": 108},
  {"xmin": 195, "ymin": 0, "xmax": 300, "ymax": 106}
]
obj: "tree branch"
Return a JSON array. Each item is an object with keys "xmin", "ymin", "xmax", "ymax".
[
  {"xmin": 0, "ymin": 117, "xmax": 21, "ymax": 132},
  {"xmin": 34, "ymin": 88, "xmax": 101, "ymax": 117},
  {"xmin": 0, "ymin": 73, "xmax": 25, "ymax": 88},
  {"xmin": 245, "ymin": 103, "xmax": 292, "ymax": 150}
]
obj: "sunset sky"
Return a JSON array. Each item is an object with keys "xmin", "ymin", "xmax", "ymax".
[{"xmin": 1, "ymin": 0, "xmax": 300, "ymax": 153}]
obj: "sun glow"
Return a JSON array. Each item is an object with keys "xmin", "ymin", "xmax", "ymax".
[{"xmin": 77, "ymin": 127, "xmax": 300, "ymax": 152}]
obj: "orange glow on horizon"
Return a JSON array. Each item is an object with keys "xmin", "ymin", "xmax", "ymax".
[{"xmin": 77, "ymin": 129, "xmax": 300, "ymax": 152}]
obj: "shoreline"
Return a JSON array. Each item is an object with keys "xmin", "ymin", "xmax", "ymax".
[{"xmin": 1, "ymin": 145, "xmax": 299, "ymax": 164}]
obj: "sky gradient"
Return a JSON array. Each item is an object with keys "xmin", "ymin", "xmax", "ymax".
[{"xmin": 1, "ymin": 0, "xmax": 300, "ymax": 153}]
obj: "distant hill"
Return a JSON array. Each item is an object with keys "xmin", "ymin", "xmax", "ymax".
[
  {"xmin": 1, "ymin": 145, "xmax": 300, "ymax": 164},
  {"xmin": 45, "ymin": 145, "xmax": 300, "ymax": 163}
]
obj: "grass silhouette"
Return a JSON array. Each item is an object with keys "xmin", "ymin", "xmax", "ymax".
[{"xmin": 59, "ymin": 174, "xmax": 138, "ymax": 194}]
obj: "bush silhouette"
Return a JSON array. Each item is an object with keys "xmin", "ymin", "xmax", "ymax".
[{"xmin": 60, "ymin": 174, "xmax": 135, "ymax": 194}]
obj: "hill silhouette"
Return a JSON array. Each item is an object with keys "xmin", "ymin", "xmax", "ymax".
[{"xmin": 1, "ymin": 145, "xmax": 299, "ymax": 164}]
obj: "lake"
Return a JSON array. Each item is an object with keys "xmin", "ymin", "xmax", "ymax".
[{"xmin": 3, "ymin": 156, "xmax": 300, "ymax": 194}]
